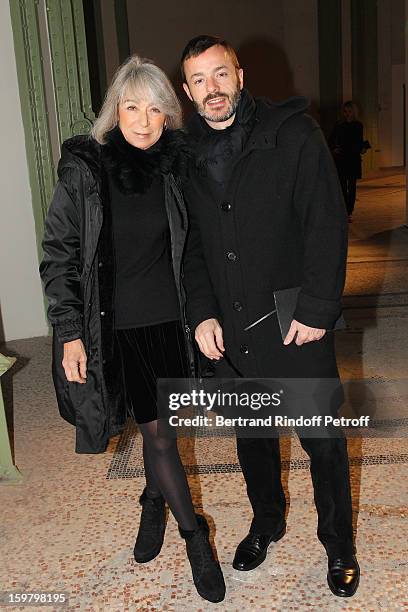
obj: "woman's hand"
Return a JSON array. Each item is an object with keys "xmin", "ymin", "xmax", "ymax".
[{"xmin": 62, "ymin": 339, "xmax": 87, "ymax": 383}]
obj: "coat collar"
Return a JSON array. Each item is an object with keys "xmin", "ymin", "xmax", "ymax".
[
  {"xmin": 187, "ymin": 91, "xmax": 310, "ymax": 150},
  {"xmin": 101, "ymin": 127, "xmax": 185, "ymax": 195},
  {"xmin": 58, "ymin": 129, "xmax": 188, "ymax": 195}
]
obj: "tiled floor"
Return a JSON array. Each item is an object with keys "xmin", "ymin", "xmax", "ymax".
[{"xmin": 1, "ymin": 173, "xmax": 408, "ymax": 611}]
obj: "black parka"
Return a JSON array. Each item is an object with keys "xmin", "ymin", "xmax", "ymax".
[
  {"xmin": 182, "ymin": 94, "xmax": 348, "ymax": 381},
  {"xmin": 40, "ymin": 134, "xmax": 193, "ymax": 453}
]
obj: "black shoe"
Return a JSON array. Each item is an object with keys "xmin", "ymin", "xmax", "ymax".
[
  {"xmin": 133, "ymin": 488, "xmax": 166, "ymax": 563},
  {"xmin": 327, "ymin": 555, "xmax": 360, "ymax": 597},
  {"xmin": 179, "ymin": 514, "xmax": 226, "ymax": 603},
  {"xmin": 232, "ymin": 525, "xmax": 286, "ymax": 571}
]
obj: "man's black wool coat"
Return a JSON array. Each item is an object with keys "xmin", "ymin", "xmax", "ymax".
[{"xmin": 182, "ymin": 93, "xmax": 348, "ymax": 380}]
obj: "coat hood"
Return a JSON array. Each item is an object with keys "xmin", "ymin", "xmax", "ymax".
[
  {"xmin": 253, "ymin": 95, "xmax": 311, "ymax": 145},
  {"xmin": 58, "ymin": 134, "xmax": 101, "ymax": 181}
]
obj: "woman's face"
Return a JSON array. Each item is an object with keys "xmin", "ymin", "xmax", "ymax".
[
  {"xmin": 343, "ymin": 106, "xmax": 355, "ymax": 122},
  {"xmin": 118, "ymin": 96, "xmax": 166, "ymax": 149}
]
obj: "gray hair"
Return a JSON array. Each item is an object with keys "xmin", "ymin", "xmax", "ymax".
[{"xmin": 91, "ymin": 55, "xmax": 182, "ymax": 144}]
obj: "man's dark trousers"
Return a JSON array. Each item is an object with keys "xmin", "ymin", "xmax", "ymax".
[{"xmin": 236, "ymin": 434, "xmax": 354, "ymax": 559}]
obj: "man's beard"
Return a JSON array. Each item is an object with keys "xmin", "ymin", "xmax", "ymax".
[{"xmin": 194, "ymin": 86, "xmax": 241, "ymax": 123}]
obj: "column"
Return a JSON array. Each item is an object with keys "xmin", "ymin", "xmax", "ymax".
[
  {"xmin": 351, "ymin": 0, "xmax": 379, "ymax": 175},
  {"xmin": 318, "ymin": 0, "xmax": 343, "ymax": 137}
]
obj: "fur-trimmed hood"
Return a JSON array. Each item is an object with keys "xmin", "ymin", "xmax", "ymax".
[{"xmin": 58, "ymin": 134, "xmax": 101, "ymax": 184}]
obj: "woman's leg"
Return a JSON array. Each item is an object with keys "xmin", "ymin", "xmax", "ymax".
[
  {"xmin": 139, "ymin": 419, "xmax": 226, "ymax": 603},
  {"xmin": 348, "ymin": 178, "xmax": 357, "ymax": 215},
  {"xmin": 338, "ymin": 171, "xmax": 348, "ymax": 211},
  {"xmin": 139, "ymin": 419, "xmax": 198, "ymax": 531},
  {"xmin": 119, "ymin": 323, "xmax": 225, "ymax": 601},
  {"xmin": 143, "ymin": 439, "xmax": 161, "ymax": 498}
]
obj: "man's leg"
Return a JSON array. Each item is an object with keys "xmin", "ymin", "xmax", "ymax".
[
  {"xmin": 233, "ymin": 436, "xmax": 286, "ymax": 571},
  {"xmin": 298, "ymin": 434, "xmax": 359, "ymax": 597},
  {"xmin": 298, "ymin": 434, "xmax": 353, "ymax": 556},
  {"xmin": 236, "ymin": 436, "xmax": 286, "ymax": 533}
]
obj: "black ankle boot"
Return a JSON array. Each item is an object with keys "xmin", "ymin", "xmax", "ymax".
[
  {"xmin": 179, "ymin": 514, "xmax": 226, "ymax": 603},
  {"xmin": 133, "ymin": 488, "xmax": 166, "ymax": 563}
]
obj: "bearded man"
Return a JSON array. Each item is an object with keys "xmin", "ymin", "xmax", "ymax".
[{"xmin": 180, "ymin": 35, "xmax": 360, "ymax": 598}]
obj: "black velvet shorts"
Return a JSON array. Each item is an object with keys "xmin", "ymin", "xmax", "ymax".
[{"xmin": 116, "ymin": 320, "xmax": 189, "ymax": 424}]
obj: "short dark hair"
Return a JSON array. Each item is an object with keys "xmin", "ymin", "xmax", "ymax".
[{"xmin": 180, "ymin": 35, "xmax": 240, "ymax": 82}]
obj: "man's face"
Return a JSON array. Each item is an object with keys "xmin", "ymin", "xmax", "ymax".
[{"xmin": 183, "ymin": 44, "xmax": 244, "ymax": 130}]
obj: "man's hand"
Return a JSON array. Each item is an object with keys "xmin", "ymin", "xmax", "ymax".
[
  {"xmin": 283, "ymin": 320, "xmax": 326, "ymax": 346},
  {"xmin": 195, "ymin": 318, "xmax": 225, "ymax": 360},
  {"xmin": 62, "ymin": 338, "xmax": 87, "ymax": 383}
]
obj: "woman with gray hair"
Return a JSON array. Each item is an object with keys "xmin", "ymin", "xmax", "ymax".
[{"xmin": 40, "ymin": 55, "xmax": 225, "ymax": 603}]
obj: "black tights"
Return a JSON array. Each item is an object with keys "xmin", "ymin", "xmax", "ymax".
[
  {"xmin": 339, "ymin": 174, "xmax": 357, "ymax": 215},
  {"xmin": 139, "ymin": 419, "xmax": 198, "ymax": 531}
]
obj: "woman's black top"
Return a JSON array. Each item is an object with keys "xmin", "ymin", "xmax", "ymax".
[
  {"xmin": 329, "ymin": 120, "xmax": 364, "ymax": 178},
  {"xmin": 103, "ymin": 127, "xmax": 180, "ymax": 329}
]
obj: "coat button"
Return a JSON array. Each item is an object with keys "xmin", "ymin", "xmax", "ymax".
[
  {"xmin": 233, "ymin": 301, "xmax": 243, "ymax": 311},
  {"xmin": 240, "ymin": 344, "xmax": 249, "ymax": 354},
  {"xmin": 221, "ymin": 201, "xmax": 232, "ymax": 211},
  {"xmin": 100, "ymin": 311, "xmax": 105, "ymax": 317},
  {"xmin": 227, "ymin": 251, "xmax": 238, "ymax": 262}
]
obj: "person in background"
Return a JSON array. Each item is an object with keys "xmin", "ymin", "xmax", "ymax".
[
  {"xmin": 329, "ymin": 101, "xmax": 369, "ymax": 222},
  {"xmin": 39, "ymin": 54, "xmax": 225, "ymax": 604}
]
